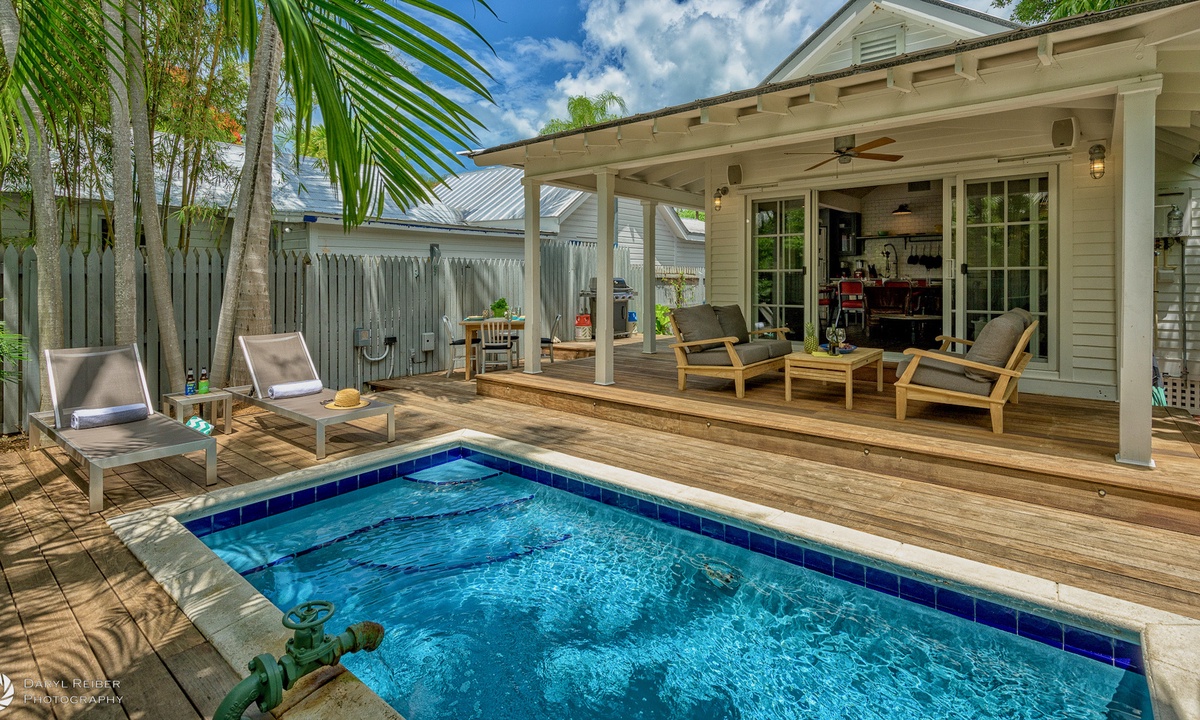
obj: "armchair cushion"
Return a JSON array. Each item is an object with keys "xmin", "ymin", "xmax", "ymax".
[
  {"xmin": 686, "ymin": 343, "xmax": 772, "ymax": 367},
  {"xmin": 672, "ymin": 305, "xmax": 726, "ymax": 352},
  {"xmin": 897, "ymin": 350, "xmax": 994, "ymax": 396},
  {"xmin": 712, "ymin": 305, "xmax": 751, "ymax": 345},
  {"xmin": 759, "ymin": 338, "xmax": 795, "ymax": 358},
  {"xmin": 963, "ymin": 312, "xmax": 1025, "ymax": 382}
]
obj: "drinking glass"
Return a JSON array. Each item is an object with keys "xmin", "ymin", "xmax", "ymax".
[{"xmin": 836, "ymin": 328, "xmax": 847, "ymax": 350}]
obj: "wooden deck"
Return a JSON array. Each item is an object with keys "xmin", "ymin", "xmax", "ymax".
[
  {"xmin": 471, "ymin": 345, "xmax": 1200, "ymax": 536},
  {"xmin": 3, "ymin": 366, "xmax": 1200, "ymax": 718}
]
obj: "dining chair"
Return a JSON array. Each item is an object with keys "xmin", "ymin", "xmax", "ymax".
[
  {"xmin": 442, "ymin": 315, "xmax": 479, "ymax": 378},
  {"xmin": 541, "ymin": 313, "xmax": 563, "ymax": 363},
  {"xmin": 838, "ymin": 280, "xmax": 866, "ymax": 329},
  {"xmin": 478, "ymin": 317, "xmax": 515, "ymax": 374}
]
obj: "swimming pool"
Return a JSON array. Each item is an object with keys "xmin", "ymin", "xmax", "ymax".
[{"xmin": 183, "ymin": 443, "xmax": 1153, "ymax": 720}]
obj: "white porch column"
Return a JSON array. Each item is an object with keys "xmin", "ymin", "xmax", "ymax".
[
  {"xmin": 1115, "ymin": 80, "xmax": 1161, "ymax": 467},
  {"xmin": 641, "ymin": 199, "xmax": 658, "ymax": 354},
  {"xmin": 595, "ymin": 170, "xmax": 616, "ymax": 385},
  {"xmin": 522, "ymin": 178, "xmax": 542, "ymax": 374}
]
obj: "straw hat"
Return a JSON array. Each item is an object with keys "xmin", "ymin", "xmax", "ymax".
[{"xmin": 324, "ymin": 387, "xmax": 370, "ymax": 410}]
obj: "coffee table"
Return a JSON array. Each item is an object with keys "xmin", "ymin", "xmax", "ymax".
[{"xmin": 784, "ymin": 348, "xmax": 884, "ymax": 410}]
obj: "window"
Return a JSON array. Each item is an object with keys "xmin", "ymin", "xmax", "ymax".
[
  {"xmin": 853, "ymin": 25, "xmax": 905, "ymax": 64},
  {"xmin": 753, "ymin": 198, "xmax": 806, "ymax": 337},
  {"xmin": 961, "ymin": 174, "xmax": 1051, "ymax": 363}
]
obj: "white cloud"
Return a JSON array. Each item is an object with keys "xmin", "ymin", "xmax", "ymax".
[{"xmin": 471, "ymin": 0, "xmax": 1014, "ymax": 148}]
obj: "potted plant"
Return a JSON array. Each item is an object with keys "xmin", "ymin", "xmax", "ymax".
[{"xmin": 490, "ymin": 297, "xmax": 509, "ymax": 318}]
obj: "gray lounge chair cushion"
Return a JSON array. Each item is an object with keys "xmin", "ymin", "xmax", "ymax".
[
  {"xmin": 963, "ymin": 312, "xmax": 1025, "ymax": 382},
  {"xmin": 686, "ymin": 343, "xmax": 772, "ymax": 367},
  {"xmin": 712, "ymin": 305, "xmax": 751, "ymax": 345},
  {"xmin": 758, "ymin": 338, "xmax": 795, "ymax": 358},
  {"xmin": 1008, "ymin": 307, "xmax": 1034, "ymax": 327},
  {"xmin": 672, "ymin": 304, "xmax": 727, "ymax": 352},
  {"xmin": 897, "ymin": 350, "xmax": 994, "ymax": 396}
]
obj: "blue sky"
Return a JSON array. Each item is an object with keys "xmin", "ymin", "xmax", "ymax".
[{"xmin": 432, "ymin": 0, "xmax": 1010, "ymax": 153}]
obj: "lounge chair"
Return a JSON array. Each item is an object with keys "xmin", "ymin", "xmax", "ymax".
[
  {"xmin": 895, "ymin": 309, "xmax": 1038, "ymax": 433},
  {"xmin": 669, "ymin": 304, "xmax": 792, "ymax": 398},
  {"xmin": 227, "ymin": 332, "xmax": 396, "ymax": 459},
  {"xmin": 28, "ymin": 344, "xmax": 217, "ymax": 513}
]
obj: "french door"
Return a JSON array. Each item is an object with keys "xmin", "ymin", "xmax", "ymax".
[
  {"xmin": 752, "ymin": 198, "xmax": 806, "ymax": 337},
  {"xmin": 955, "ymin": 172, "xmax": 1053, "ymax": 365}
]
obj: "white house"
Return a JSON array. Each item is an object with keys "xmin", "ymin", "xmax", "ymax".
[{"xmin": 469, "ymin": 0, "xmax": 1200, "ymax": 467}]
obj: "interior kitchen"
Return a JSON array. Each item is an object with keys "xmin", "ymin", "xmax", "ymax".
[{"xmin": 818, "ymin": 179, "xmax": 946, "ymax": 352}]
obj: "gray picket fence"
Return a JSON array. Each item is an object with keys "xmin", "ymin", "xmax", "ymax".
[{"xmin": 0, "ymin": 242, "xmax": 699, "ymax": 434}]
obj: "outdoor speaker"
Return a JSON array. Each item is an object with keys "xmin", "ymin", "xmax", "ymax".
[
  {"xmin": 1051, "ymin": 118, "xmax": 1079, "ymax": 149},
  {"xmin": 727, "ymin": 164, "xmax": 742, "ymax": 185}
]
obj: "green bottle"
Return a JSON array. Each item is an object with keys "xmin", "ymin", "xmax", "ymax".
[{"xmin": 198, "ymin": 367, "xmax": 210, "ymax": 394}]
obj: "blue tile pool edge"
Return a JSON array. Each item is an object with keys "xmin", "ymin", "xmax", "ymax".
[{"xmin": 181, "ymin": 441, "xmax": 1145, "ymax": 675}]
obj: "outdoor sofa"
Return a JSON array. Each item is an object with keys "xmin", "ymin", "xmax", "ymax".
[
  {"xmin": 669, "ymin": 304, "xmax": 793, "ymax": 398},
  {"xmin": 228, "ymin": 332, "xmax": 395, "ymax": 459},
  {"xmin": 895, "ymin": 308, "xmax": 1038, "ymax": 433},
  {"xmin": 29, "ymin": 344, "xmax": 217, "ymax": 512}
]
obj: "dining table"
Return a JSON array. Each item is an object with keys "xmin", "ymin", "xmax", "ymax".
[{"xmin": 460, "ymin": 317, "xmax": 525, "ymax": 380}]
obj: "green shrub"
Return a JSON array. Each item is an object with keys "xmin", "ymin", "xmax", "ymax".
[
  {"xmin": 0, "ymin": 300, "xmax": 27, "ymax": 384},
  {"xmin": 655, "ymin": 304, "xmax": 672, "ymax": 336}
]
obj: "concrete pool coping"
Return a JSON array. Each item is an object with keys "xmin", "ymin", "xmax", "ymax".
[{"xmin": 109, "ymin": 429, "xmax": 1200, "ymax": 720}]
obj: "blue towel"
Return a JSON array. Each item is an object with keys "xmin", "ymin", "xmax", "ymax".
[
  {"xmin": 70, "ymin": 403, "xmax": 149, "ymax": 430},
  {"xmin": 267, "ymin": 379, "xmax": 323, "ymax": 399}
]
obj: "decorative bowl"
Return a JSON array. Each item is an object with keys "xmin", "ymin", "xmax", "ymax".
[{"xmin": 819, "ymin": 343, "xmax": 857, "ymax": 354}]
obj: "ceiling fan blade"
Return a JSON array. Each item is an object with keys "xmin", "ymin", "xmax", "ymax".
[
  {"xmin": 850, "ymin": 136, "xmax": 895, "ymax": 153},
  {"xmin": 855, "ymin": 153, "xmax": 903, "ymax": 162},
  {"xmin": 805, "ymin": 156, "xmax": 839, "ymax": 171}
]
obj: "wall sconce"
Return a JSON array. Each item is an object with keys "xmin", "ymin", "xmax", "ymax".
[
  {"xmin": 1166, "ymin": 205, "xmax": 1184, "ymax": 237},
  {"xmin": 1089, "ymin": 144, "xmax": 1106, "ymax": 179},
  {"xmin": 892, "ymin": 204, "xmax": 911, "ymax": 215},
  {"xmin": 713, "ymin": 186, "xmax": 728, "ymax": 211}
]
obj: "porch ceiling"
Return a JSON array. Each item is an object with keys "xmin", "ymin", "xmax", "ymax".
[{"xmin": 470, "ymin": 0, "xmax": 1200, "ymax": 204}]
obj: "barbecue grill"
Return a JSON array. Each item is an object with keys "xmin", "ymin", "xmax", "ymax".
[{"xmin": 580, "ymin": 278, "xmax": 637, "ymax": 338}]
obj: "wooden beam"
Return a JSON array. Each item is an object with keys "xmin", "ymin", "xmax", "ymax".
[
  {"xmin": 756, "ymin": 95, "xmax": 793, "ymax": 115},
  {"xmin": 954, "ymin": 53, "xmax": 980, "ymax": 82},
  {"xmin": 1158, "ymin": 109, "xmax": 1195, "ymax": 128},
  {"xmin": 810, "ymin": 83, "xmax": 839, "ymax": 107},
  {"xmin": 653, "ymin": 116, "xmax": 693, "ymax": 135},
  {"xmin": 887, "ymin": 68, "xmax": 915, "ymax": 94},
  {"xmin": 1038, "ymin": 36, "xmax": 1055, "ymax": 66},
  {"xmin": 585, "ymin": 129, "xmax": 621, "ymax": 148},
  {"xmin": 552, "ymin": 136, "xmax": 587, "ymax": 154},
  {"xmin": 524, "ymin": 143, "xmax": 556, "ymax": 159},
  {"xmin": 700, "ymin": 105, "xmax": 740, "ymax": 126},
  {"xmin": 618, "ymin": 124, "xmax": 655, "ymax": 143},
  {"xmin": 612, "ymin": 177, "xmax": 705, "ymax": 209}
]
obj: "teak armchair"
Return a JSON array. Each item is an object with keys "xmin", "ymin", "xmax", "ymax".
[{"xmin": 895, "ymin": 316, "xmax": 1038, "ymax": 434}]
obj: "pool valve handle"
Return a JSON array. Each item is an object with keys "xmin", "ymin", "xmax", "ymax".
[{"xmin": 214, "ymin": 600, "xmax": 385, "ymax": 720}]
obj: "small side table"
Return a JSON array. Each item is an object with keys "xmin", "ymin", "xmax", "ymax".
[
  {"xmin": 162, "ymin": 389, "xmax": 233, "ymax": 434},
  {"xmin": 784, "ymin": 348, "xmax": 884, "ymax": 410}
]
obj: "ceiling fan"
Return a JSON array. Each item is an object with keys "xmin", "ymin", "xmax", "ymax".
[{"xmin": 786, "ymin": 134, "xmax": 903, "ymax": 171}]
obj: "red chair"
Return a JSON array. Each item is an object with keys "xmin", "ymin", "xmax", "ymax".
[
  {"xmin": 883, "ymin": 279, "xmax": 911, "ymax": 288},
  {"xmin": 838, "ymin": 280, "xmax": 866, "ymax": 329}
]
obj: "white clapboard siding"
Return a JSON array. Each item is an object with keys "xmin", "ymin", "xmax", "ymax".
[
  {"xmin": 1070, "ymin": 154, "xmax": 1118, "ymax": 386},
  {"xmin": 556, "ymin": 196, "xmax": 693, "ymax": 266},
  {"xmin": 1154, "ymin": 188, "xmax": 1200, "ymax": 380},
  {"xmin": 707, "ymin": 191, "xmax": 746, "ymax": 306}
]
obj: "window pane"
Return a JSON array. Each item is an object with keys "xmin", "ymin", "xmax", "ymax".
[
  {"xmin": 1036, "ymin": 223, "xmax": 1048, "ymax": 267},
  {"xmin": 781, "ymin": 235, "xmax": 804, "ymax": 270},
  {"xmin": 1038, "ymin": 270, "xmax": 1049, "ymax": 313},
  {"xmin": 784, "ymin": 199, "xmax": 805, "ymax": 234},
  {"xmin": 966, "ymin": 313, "xmax": 990, "ymax": 341},
  {"xmin": 1007, "ymin": 224, "xmax": 1030, "ymax": 267},
  {"xmin": 990, "ymin": 270, "xmax": 1005, "ymax": 311},
  {"xmin": 966, "ymin": 270, "xmax": 987, "ymax": 311},
  {"xmin": 1007, "ymin": 270, "xmax": 1030, "ymax": 310},
  {"xmin": 782, "ymin": 272, "xmax": 804, "ymax": 305},
  {"xmin": 1037, "ymin": 177, "xmax": 1050, "ymax": 221},
  {"xmin": 780, "ymin": 306, "xmax": 805, "ymax": 338},
  {"xmin": 988, "ymin": 226, "xmax": 1004, "ymax": 267},
  {"xmin": 756, "ymin": 273, "xmax": 774, "ymax": 305},
  {"xmin": 966, "ymin": 226, "xmax": 988, "ymax": 266},
  {"xmin": 755, "ymin": 203, "xmax": 777, "ymax": 235},
  {"xmin": 966, "ymin": 183, "xmax": 988, "ymax": 224},
  {"xmin": 1007, "ymin": 178, "xmax": 1031, "ymax": 222},
  {"xmin": 757, "ymin": 237, "xmax": 776, "ymax": 270}
]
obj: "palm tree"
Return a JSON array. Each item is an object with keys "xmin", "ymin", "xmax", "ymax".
[
  {"xmin": 539, "ymin": 91, "xmax": 628, "ymax": 135},
  {"xmin": 207, "ymin": 0, "xmax": 495, "ymax": 386}
]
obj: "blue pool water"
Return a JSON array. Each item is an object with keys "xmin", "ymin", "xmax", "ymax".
[{"xmin": 195, "ymin": 450, "xmax": 1153, "ymax": 720}]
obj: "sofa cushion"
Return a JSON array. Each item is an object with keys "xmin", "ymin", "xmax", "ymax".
[
  {"xmin": 758, "ymin": 338, "xmax": 795, "ymax": 358},
  {"xmin": 963, "ymin": 312, "xmax": 1025, "ymax": 382},
  {"xmin": 672, "ymin": 304, "xmax": 727, "ymax": 352},
  {"xmin": 686, "ymin": 343, "xmax": 772, "ymax": 367},
  {"xmin": 898, "ymin": 350, "xmax": 994, "ymax": 396},
  {"xmin": 1007, "ymin": 307, "xmax": 1034, "ymax": 328},
  {"xmin": 712, "ymin": 305, "xmax": 751, "ymax": 345}
]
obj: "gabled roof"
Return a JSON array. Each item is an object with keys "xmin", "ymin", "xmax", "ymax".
[{"xmin": 761, "ymin": 0, "xmax": 1020, "ymax": 84}]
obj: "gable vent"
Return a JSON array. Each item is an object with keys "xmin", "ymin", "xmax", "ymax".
[{"xmin": 853, "ymin": 25, "xmax": 905, "ymax": 65}]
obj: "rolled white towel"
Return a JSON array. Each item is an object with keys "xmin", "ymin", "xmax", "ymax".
[
  {"xmin": 267, "ymin": 379, "xmax": 324, "ymax": 399},
  {"xmin": 70, "ymin": 403, "xmax": 149, "ymax": 430}
]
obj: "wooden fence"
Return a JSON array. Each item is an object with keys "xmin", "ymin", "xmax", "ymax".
[{"xmin": 0, "ymin": 242, "xmax": 702, "ymax": 433}]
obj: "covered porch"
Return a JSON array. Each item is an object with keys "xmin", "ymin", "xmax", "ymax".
[{"xmin": 473, "ymin": 0, "xmax": 1200, "ymax": 468}]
